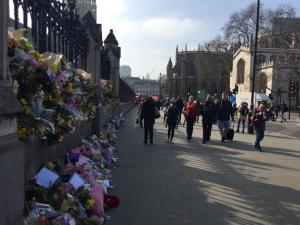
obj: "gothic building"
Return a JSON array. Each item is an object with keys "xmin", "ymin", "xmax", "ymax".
[
  {"xmin": 165, "ymin": 46, "xmax": 232, "ymax": 99},
  {"xmin": 76, "ymin": 0, "xmax": 97, "ymax": 19},
  {"xmin": 230, "ymin": 17, "xmax": 300, "ymax": 106}
]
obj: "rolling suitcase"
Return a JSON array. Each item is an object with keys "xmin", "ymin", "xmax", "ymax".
[
  {"xmin": 226, "ymin": 128, "xmax": 234, "ymax": 140},
  {"xmin": 226, "ymin": 121, "xmax": 235, "ymax": 140}
]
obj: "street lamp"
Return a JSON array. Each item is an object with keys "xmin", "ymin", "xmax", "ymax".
[
  {"xmin": 249, "ymin": 0, "xmax": 260, "ymax": 134},
  {"xmin": 250, "ymin": 0, "xmax": 260, "ymax": 107}
]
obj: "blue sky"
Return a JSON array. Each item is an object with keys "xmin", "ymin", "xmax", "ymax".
[{"xmin": 98, "ymin": 0, "xmax": 300, "ymax": 79}]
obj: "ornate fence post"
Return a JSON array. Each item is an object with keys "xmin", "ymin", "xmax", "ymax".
[{"xmin": 0, "ymin": 1, "xmax": 25, "ymax": 225}]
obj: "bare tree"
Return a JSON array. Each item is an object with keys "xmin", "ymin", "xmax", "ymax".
[{"xmin": 222, "ymin": 2, "xmax": 297, "ymax": 46}]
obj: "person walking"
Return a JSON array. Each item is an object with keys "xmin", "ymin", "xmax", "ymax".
[
  {"xmin": 163, "ymin": 98, "xmax": 171, "ymax": 123},
  {"xmin": 183, "ymin": 96, "xmax": 198, "ymax": 141},
  {"xmin": 166, "ymin": 100, "xmax": 179, "ymax": 143},
  {"xmin": 281, "ymin": 101, "xmax": 288, "ymax": 122},
  {"xmin": 200, "ymin": 95, "xmax": 216, "ymax": 144},
  {"xmin": 141, "ymin": 96, "xmax": 156, "ymax": 144},
  {"xmin": 236, "ymin": 102, "xmax": 249, "ymax": 133},
  {"xmin": 251, "ymin": 101, "xmax": 268, "ymax": 152},
  {"xmin": 137, "ymin": 99, "xmax": 144, "ymax": 128},
  {"xmin": 176, "ymin": 96, "xmax": 184, "ymax": 127},
  {"xmin": 215, "ymin": 92, "xmax": 234, "ymax": 142}
]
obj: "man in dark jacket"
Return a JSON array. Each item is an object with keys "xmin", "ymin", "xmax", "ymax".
[
  {"xmin": 166, "ymin": 99, "xmax": 179, "ymax": 143},
  {"xmin": 141, "ymin": 96, "xmax": 156, "ymax": 144},
  {"xmin": 215, "ymin": 92, "xmax": 234, "ymax": 142},
  {"xmin": 200, "ymin": 95, "xmax": 216, "ymax": 144},
  {"xmin": 251, "ymin": 101, "xmax": 268, "ymax": 152}
]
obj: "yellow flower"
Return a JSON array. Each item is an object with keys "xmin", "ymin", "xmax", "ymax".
[{"xmin": 86, "ymin": 199, "xmax": 95, "ymax": 209}]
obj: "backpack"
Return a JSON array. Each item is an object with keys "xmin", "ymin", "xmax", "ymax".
[{"xmin": 240, "ymin": 106, "xmax": 249, "ymax": 116}]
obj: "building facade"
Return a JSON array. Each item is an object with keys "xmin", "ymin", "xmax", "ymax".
[
  {"xmin": 123, "ymin": 77, "xmax": 160, "ymax": 96},
  {"xmin": 164, "ymin": 46, "xmax": 232, "ymax": 99},
  {"xmin": 120, "ymin": 65, "xmax": 131, "ymax": 78},
  {"xmin": 230, "ymin": 17, "xmax": 300, "ymax": 106}
]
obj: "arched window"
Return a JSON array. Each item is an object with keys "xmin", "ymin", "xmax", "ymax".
[
  {"xmin": 257, "ymin": 55, "xmax": 266, "ymax": 64},
  {"xmin": 278, "ymin": 55, "xmax": 285, "ymax": 63},
  {"xmin": 289, "ymin": 55, "xmax": 296, "ymax": 64},
  {"xmin": 270, "ymin": 55, "xmax": 276, "ymax": 63},
  {"xmin": 256, "ymin": 73, "xmax": 267, "ymax": 93},
  {"xmin": 237, "ymin": 59, "xmax": 245, "ymax": 84}
]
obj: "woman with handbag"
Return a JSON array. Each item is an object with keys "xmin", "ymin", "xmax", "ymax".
[{"xmin": 251, "ymin": 101, "xmax": 268, "ymax": 152}]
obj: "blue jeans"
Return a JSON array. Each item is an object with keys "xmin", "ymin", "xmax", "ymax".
[{"xmin": 255, "ymin": 129, "xmax": 265, "ymax": 145}]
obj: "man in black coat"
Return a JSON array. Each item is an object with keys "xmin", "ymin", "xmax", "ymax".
[
  {"xmin": 141, "ymin": 96, "xmax": 156, "ymax": 144},
  {"xmin": 215, "ymin": 92, "xmax": 234, "ymax": 142},
  {"xmin": 200, "ymin": 95, "xmax": 216, "ymax": 144}
]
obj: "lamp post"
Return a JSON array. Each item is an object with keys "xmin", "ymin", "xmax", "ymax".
[{"xmin": 248, "ymin": 0, "xmax": 260, "ymax": 134}]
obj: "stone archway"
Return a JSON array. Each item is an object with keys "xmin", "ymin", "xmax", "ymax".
[{"xmin": 256, "ymin": 72, "xmax": 268, "ymax": 93}]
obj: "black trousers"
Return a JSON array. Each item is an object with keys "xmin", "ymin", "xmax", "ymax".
[
  {"xmin": 168, "ymin": 121, "xmax": 176, "ymax": 140},
  {"xmin": 202, "ymin": 120, "xmax": 213, "ymax": 141},
  {"xmin": 144, "ymin": 119, "xmax": 154, "ymax": 143},
  {"xmin": 186, "ymin": 117, "xmax": 195, "ymax": 139}
]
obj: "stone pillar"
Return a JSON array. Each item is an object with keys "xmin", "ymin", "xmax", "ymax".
[{"xmin": 0, "ymin": 1, "xmax": 25, "ymax": 225}]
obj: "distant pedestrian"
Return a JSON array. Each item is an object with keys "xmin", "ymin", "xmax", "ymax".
[
  {"xmin": 141, "ymin": 96, "xmax": 156, "ymax": 144},
  {"xmin": 163, "ymin": 98, "xmax": 171, "ymax": 123},
  {"xmin": 196, "ymin": 100, "xmax": 201, "ymax": 123},
  {"xmin": 166, "ymin": 99, "xmax": 179, "ymax": 143},
  {"xmin": 200, "ymin": 95, "xmax": 216, "ymax": 144},
  {"xmin": 215, "ymin": 92, "xmax": 234, "ymax": 142},
  {"xmin": 137, "ymin": 99, "xmax": 144, "ymax": 128},
  {"xmin": 251, "ymin": 101, "xmax": 268, "ymax": 152},
  {"xmin": 236, "ymin": 102, "xmax": 249, "ymax": 133},
  {"xmin": 183, "ymin": 96, "xmax": 198, "ymax": 141},
  {"xmin": 176, "ymin": 96, "xmax": 184, "ymax": 127},
  {"xmin": 281, "ymin": 102, "xmax": 288, "ymax": 122}
]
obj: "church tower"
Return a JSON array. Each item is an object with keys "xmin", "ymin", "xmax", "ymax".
[{"xmin": 76, "ymin": 0, "xmax": 97, "ymax": 20}]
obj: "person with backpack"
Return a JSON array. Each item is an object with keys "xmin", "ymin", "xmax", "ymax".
[
  {"xmin": 183, "ymin": 96, "xmax": 198, "ymax": 141},
  {"xmin": 166, "ymin": 99, "xmax": 180, "ymax": 143},
  {"xmin": 215, "ymin": 92, "xmax": 234, "ymax": 142},
  {"xmin": 200, "ymin": 95, "xmax": 216, "ymax": 144},
  {"xmin": 251, "ymin": 101, "xmax": 268, "ymax": 152},
  {"xmin": 236, "ymin": 102, "xmax": 249, "ymax": 133}
]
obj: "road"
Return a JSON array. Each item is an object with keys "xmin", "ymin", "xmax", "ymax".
[{"xmin": 106, "ymin": 107, "xmax": 300, "ymax": 225}]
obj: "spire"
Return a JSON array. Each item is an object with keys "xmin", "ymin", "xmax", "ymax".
[
  {"xmin": 176, "ymin": 45, "xmax": 178, "ymax": 54},
  {"xmin": 185, "ymin": 43, "xmax": 187, "ymax": 52},
  {"xmin": 198, "ymin": 44, "xmax": 200, "ymax": 51},
  {"xmin": 104, "ymin": 29, "xmax": 119, "ymax": 45}
]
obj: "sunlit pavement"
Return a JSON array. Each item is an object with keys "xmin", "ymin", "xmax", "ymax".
[{"xmin": 106, "ymin": 107, "xmax": 300, "ymax": 225}]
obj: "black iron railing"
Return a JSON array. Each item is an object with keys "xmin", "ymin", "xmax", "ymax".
[{"xmin": 12, "ymin": 0, "xmax": 89, "ymax": 69}]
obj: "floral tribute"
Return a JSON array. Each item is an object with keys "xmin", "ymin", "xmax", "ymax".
[
  {"xmin": 24, "ymin": 122, "xmax": 122, "ymax": 225},
  {"xmin": 8, "ymin": 29, "xmax": 117, "ymax": 144}
]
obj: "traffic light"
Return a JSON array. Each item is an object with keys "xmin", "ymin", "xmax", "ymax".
[
  {"xmin": 232, "ymin": 84, "xmax": 239, "ymax": 95},
  {"xmin": 186, "ymin": 87, "xmax": 191, "ymax": 96},
  {"xmin": 290, "ymin": 79, "xmax": 296, "ymax": 96}
]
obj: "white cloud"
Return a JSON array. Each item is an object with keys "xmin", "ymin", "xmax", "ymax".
[
  {"xmin": 97, "ymin": 0, "xmax": 126, "ymax": 24},
  {"xmin": 143, "ymin": 17, "xmax": 205, "ymax": 39}
]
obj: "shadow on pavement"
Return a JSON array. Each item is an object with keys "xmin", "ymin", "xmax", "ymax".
[{"xmin": 106, "ymin": 108, "xmax": 300, "ymax": 225}]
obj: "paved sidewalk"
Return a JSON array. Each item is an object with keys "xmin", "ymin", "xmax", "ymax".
[{"xmin": 106, "ymin": 108, "xmax": 300, "ymax": 225}]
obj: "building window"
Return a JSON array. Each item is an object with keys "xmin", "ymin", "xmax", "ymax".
[
  {"xmin": 270, "ymin": 55, "xmax": 276, "ymax": 63},
  {"xmin": 257, "ymin": 55, "xmax": 266, "ymax": 64},
  {"xmin": 256, "ymin": 73, "xmax": 267, "ymax": 93},
  {"xmin": 278, "ymin": 55, "xmax": 285, "ymax": 63},
  {"xmin": 237, "ymin": 59, "xmax": 245, "ymax": 84}
]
